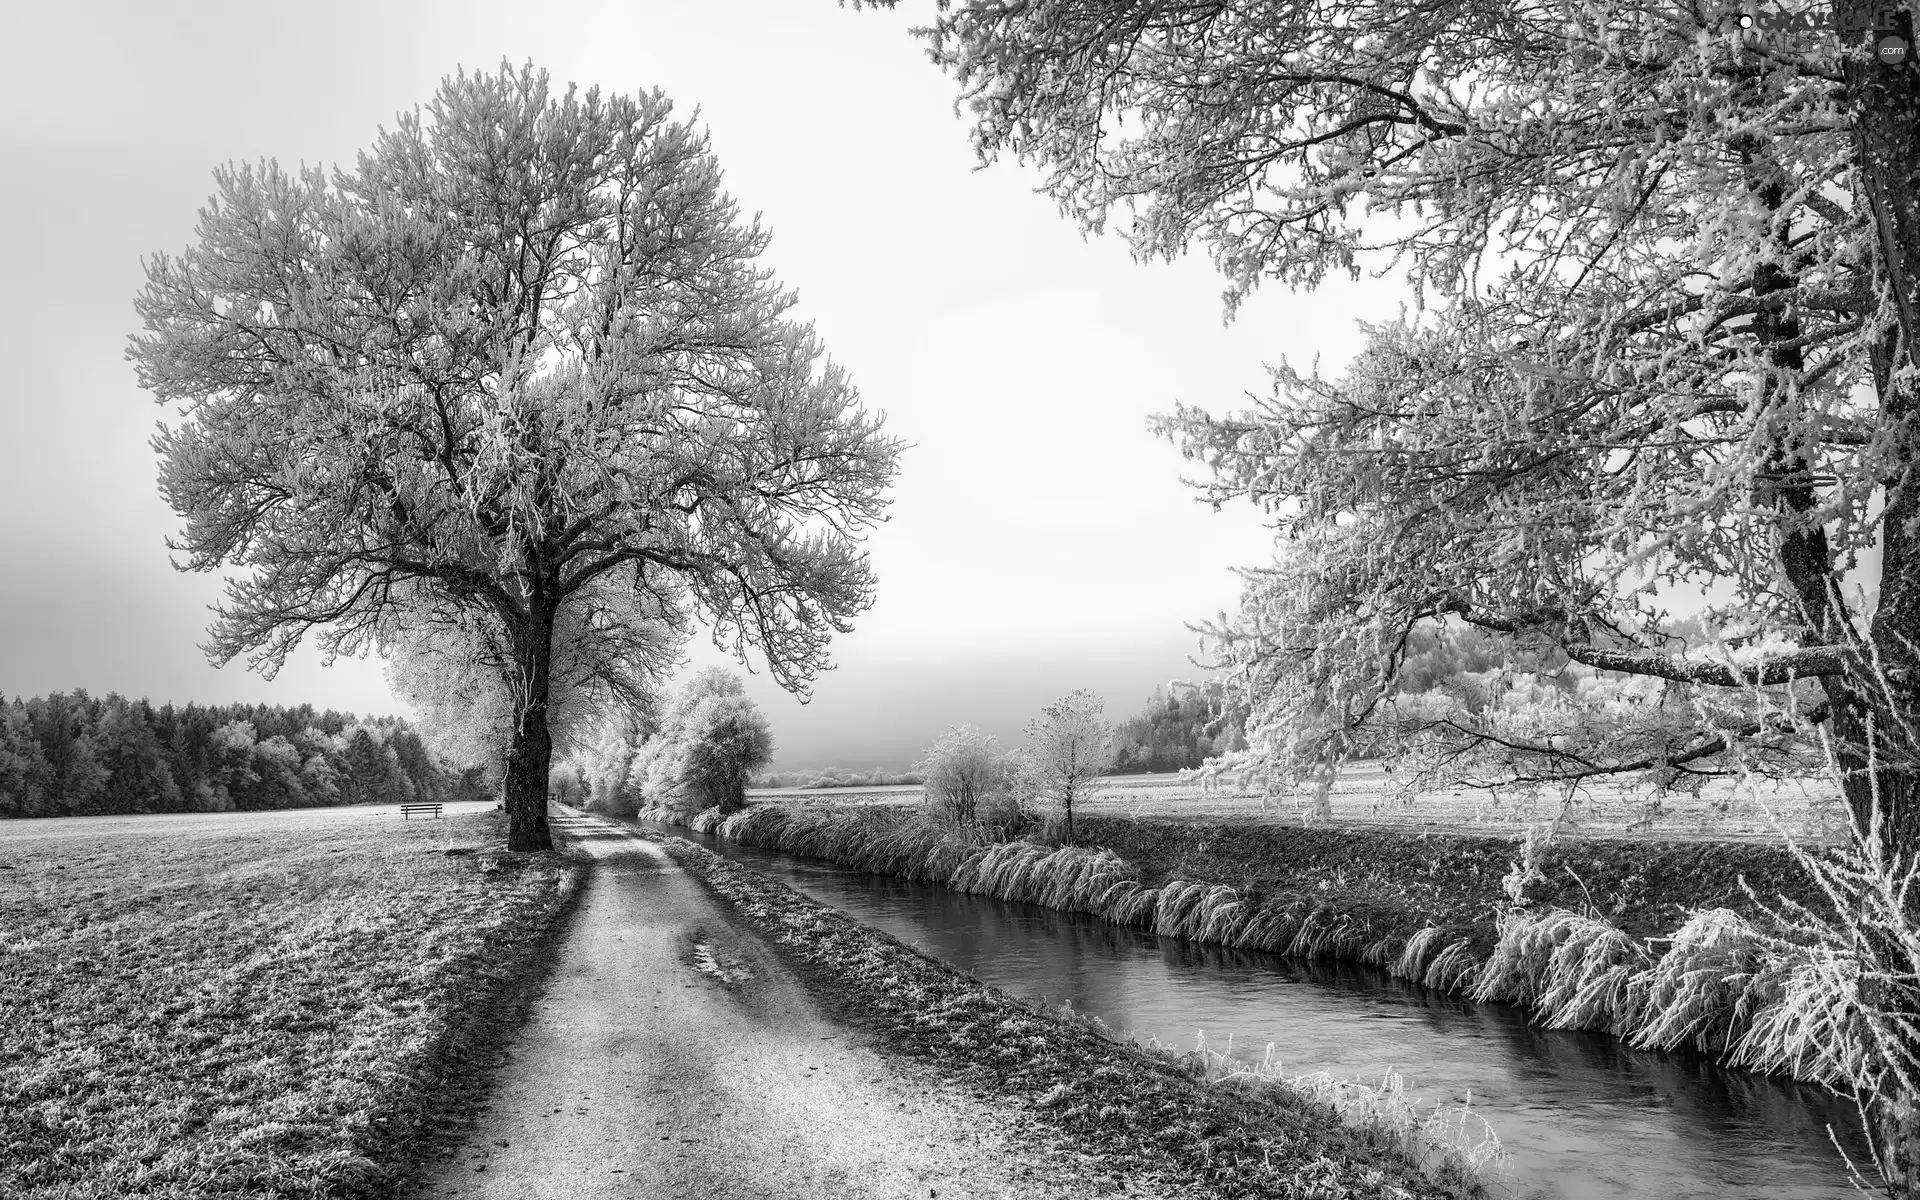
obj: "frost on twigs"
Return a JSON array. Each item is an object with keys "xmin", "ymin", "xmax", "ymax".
[{"xmin": 926, "ymin": 0, "xmax": 1904, "ymax": 813}]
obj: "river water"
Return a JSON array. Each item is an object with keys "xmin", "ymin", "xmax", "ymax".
[{"xmin": 643, "ymin": 821, "xmax": 1869, "ymax": 1199}]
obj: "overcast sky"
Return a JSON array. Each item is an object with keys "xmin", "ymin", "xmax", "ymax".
[{"xmin": 0, "ymin": 0, "xmax": 1407, "ymax": 769}]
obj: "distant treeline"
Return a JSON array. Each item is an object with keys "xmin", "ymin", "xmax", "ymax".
[
  {"xmin": 0, "ymin": 691, "xmax": 482, "ymax": 819},
  {"xmin": 1111, "ymin": 682, "xmax": 1249, "ymax": 774}
]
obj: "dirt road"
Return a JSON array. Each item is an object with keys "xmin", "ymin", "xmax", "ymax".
[{"xmin": 413, "ymin": 809, "xmax": 1103, "ymax": 1200}]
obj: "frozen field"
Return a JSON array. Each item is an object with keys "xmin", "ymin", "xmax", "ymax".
[{"xmin": 749, "ymin": 766, "xmax": 1846, "ymax": 843}]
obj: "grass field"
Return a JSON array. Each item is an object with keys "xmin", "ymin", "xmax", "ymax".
[
  {"xmin": 0, "ymin": 809, "xmax": 581, "ymax": 1199},
  {"xmin": 752, "ymin": 764, "xmax": 1847, "ymax": 843}
]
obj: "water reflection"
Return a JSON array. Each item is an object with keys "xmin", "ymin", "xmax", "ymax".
[{"xmin": 651, "ymin": 823, "xmax": 1867, "ymax": 1199}]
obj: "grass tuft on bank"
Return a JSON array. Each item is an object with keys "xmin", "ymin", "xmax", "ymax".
[
  {"xmin": 658, "ymin": 831, "xmax": 1482, "ymax": 1200},
  {"xmin": 1174, "ymin": 1035, "xmax": 1509, "ymax": 1183},
  {"xmin": 0, "ymin": 811, "xmax": 584, "ymax": 1200}
]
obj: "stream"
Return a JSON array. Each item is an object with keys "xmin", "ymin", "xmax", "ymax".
[{"xmin": 642, "ymin": 820, "xmax": 1869, "ymax": 1199}]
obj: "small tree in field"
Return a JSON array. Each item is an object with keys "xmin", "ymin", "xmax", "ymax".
[
  {"xmin": 1023, "ymin": 691, "xmax": 1116, "ymax": 845},
  {"xmin": 130, "ymin": 65, "xmax": 900, "ymax": 852},
  {"xmin": 917, "ymin": 725, "xmax": 1012, "ymax": 826}
]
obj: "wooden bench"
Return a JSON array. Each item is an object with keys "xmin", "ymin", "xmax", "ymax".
[{"xmin": 400, "ymin": 802, "xmax": 443, "ymax": 820}]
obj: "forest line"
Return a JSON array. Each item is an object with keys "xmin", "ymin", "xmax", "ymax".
[{"xmin": 0, "ymin": 691, "xmax": 479, "ymax": 819}]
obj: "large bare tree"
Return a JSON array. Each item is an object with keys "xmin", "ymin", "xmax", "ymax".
[{"xmin": 130, "ymin": 65, "xmax": 900, "ymax": 851}]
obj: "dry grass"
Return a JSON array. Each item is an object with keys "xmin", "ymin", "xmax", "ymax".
[
  {"xmin": 1392, "ymin": 927, "xmax": 1449, "ymax": 979},
  {"xmin": 1630, "ymin": 907, "xmax": 1769, "ymax": 1054},
  {"xmin": 1171, "ymin": 1033, "xmax": 1508, "ymax": 1189},
  {"xmin": 1472, "ymin": 909, "xmax": 1650, "ymax": 1036},
  {"xmin": 1460, "ymin": 903, "xmax": 1870, "ymax": 1088},
  {"xmin": 0, "ymin": 812, "xmax": 581, "ymax": 1199},
  {"xmin": 645, "ymin": 803, "xmax": 1363, "ymax": 955}
]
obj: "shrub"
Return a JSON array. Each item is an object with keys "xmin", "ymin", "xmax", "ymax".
[
  {"xmin": 978, "ymin": 784, "xmax": 1038, "ymax": 841},
  {"xmin": 916, "ymin": 725, "xmax": 1014, "ymax": 826}
]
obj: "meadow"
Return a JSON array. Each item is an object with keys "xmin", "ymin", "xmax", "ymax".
[
  {"xmin": 0, "ymin": 809, "xmax": 581, "ymax": 1199},
  {"xmin": 752, "ymin": 763, "xmax": 1847, "ymax": 843}
]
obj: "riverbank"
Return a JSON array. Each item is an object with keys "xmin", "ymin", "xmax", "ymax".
[
  {"xmin": 655, "ymin": 830, "xmax": 1484, "ymax": 1199},
  {"xmin": 636, "ymin": 801, "xmax": 1855, "ymax": 1090},
  {"xmin": 0, "ymin": 809, "xmax": 585, "ymax": 1199}
]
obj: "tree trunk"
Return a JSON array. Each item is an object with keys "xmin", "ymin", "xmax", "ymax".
[
  {"xmin": 1829, "ymin": 10, "xmax": 1920, "ymax": 1185},
  {"xmin": 1827, "ymin": 671, "xmax": 1920, "ymax": 1198},
  {"xmin": 1744, "ymin": 56, "xmax": 1920, "ymax": 1179},
  {"xmin": 503, "ymin": 599, "xmax": 557, "ymax": 853},
  {"xmin": 716, "ymin": 766, "xmax": 746, "ymax": 815},
  {"xmin": 1838, "ymin": 0, "xmax": 1920, "ymax": 374},
  {"xmin": 1841, "ymin": 365, "xmax": 1920, "ymax": 1198},
  {"xmin": 1817, "ymin": 5, "xmax": 1920, "ymax": 834}
]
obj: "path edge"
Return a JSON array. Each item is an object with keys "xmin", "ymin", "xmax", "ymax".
[{"xmin": 350, "ymin": 834, "xmax": 598, "ymax": 1200}]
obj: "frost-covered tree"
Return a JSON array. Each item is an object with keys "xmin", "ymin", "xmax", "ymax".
[
  {"xmin": 1110, "ymin": 682, "xmax": 1248, "ymax": 774},
  {"xmin": 384, "ymin": 616, "xmax": 518, "ymax": 786},
  {"xmin": 335, "ymin": 725, "xmax": 414, "ymax": 808},
  {"xmin": 0, "ymin": 703, "xmax": 52, "ymax": 819},
  {"xmin": 573, "ymin": 712, "xmax": 652, "ymax": 817},
  {"xmin": 898, "ymin": 0, "xmax": 1920, "ymax": 1184},
  {"xmin": 910, "ymin": 1, "xmax": 1918, "ymax": 349},
  {"xmin": 634, "ymin": 668, "xmax": 773, "ymax": 814},
  {"xmin": 26, "ymin": 694, "xmax": 110, "ymax": 817},
  {"xmin": 251, "ymin": 736, "xmax": 309, "ymax": 811},
  {"xmin": 678, "ymin": 692, "xmax": 775, "ymax": 814},
  {"xmin": 130, "ymin": 64, "xmax": 900, "ymax": 851},
  {"xmin": 910, "ymin": 3, "xmax": 1920, "ymax": 816},
  {"xmin": 90, "ymin": 700, "xmax": 181, "ymax": 815},
  {"xmin": 1022, "ymin": 691, "xmax": 1116, "ymax": 845}
]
